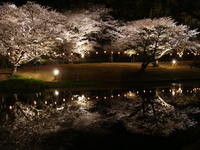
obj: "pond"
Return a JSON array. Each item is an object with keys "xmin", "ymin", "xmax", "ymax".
[{"xmin": 1, "ymin": 82, "xmax": 200, "ymax": 150}]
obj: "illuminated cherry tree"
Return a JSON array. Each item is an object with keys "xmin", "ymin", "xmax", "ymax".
[
  {"xmin": 121, "ymin": 17, "xmax": 199, "ymax": 72},
  {"xmin": 0, "ymin": 2, "xmax": 68, "ymax": 74},
  {"xmin": 92, "ymin": 14, "xmax": 125, "ymax": 62},
  {"xmin": 62, "ymin": 5, "xmax": 111, "ymax": 58}
]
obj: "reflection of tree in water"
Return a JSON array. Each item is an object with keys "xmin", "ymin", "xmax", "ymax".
[
  {"xmin": 0, "ymin": 93, "xmax": 94, "ymax": 150},
  {"xmin": 90, "ymin": 89, "xmax": 200, "ymax": 136},
  {"xmin": 0, "ymin": 89, "xmax": 200, "ymax": 149}
]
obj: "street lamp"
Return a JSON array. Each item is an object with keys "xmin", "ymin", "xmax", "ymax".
[
  {"xmin": 53, "ymin": 69, "xmax": 59, "ymax": 80},
  {"xmin": 172, "ymin": 59, "xmax": 176, "ymax": 68}
]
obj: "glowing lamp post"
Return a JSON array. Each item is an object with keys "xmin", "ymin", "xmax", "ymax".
[
  {"xmin": 172, "ymin": 59, "xmax": 176, "ymax": 68},
  {"xmin": 53, "ymin": 69, "xmax": 59, "ymax": 80}
]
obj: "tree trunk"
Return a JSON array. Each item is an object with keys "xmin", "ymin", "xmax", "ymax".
[
  {"xmin": 12, "ymin": 66, "xmax": 18, "ymax": 75},
  {"xmin": 139, "ymin": 61, "xmax": 150, "ymax": 73},
  {"xmin": 152, "ymin": 59, "xmax": 159, "ymax": 67}
]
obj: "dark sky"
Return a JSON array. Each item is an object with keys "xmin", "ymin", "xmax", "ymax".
[{"xmin": 1, "ymin": 0, "xmax": 200, "ymax": 23}]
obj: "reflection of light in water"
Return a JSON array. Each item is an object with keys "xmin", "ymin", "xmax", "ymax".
[
  {"xmin": 126, "ymin": 91, "xmax": 136, "ymax": 99},
  {"xmin": 55, "ymin": 90, "xmax": 59, "ymax": 96},
  {"xmin": 177, "ymin": 87, "xmax": 182, "ymax": 93},
  {"xmin": 56, "ymin": 106, "xmax": 64, "ymax": 110},
  {"xmin": 172, "ymin": 91, "xmax": 175, "ymax": 96},
  {"xmin": 34, "ymin": 100, "xmax": 37, "ymax": 105},
  {"xmin": 78, "ymin": 95, "xmax": 85, "ymax": 101}
]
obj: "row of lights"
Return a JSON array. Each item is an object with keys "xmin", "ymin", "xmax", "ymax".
[
  {"xmin": 7, "ymin": 87, "xmax": 199, "ymax": 110},
  {"xmin": 58, "ymin": 52, "xmax": 200, "ymax": 57},
  {"xmin": 6, "ymin": 50, "xmax": 200, "ymax": 57},
  {"xmin": 48, "ymin": 88, "xmax": 200, "ymax": 97}
]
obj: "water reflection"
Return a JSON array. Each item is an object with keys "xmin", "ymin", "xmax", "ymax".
[{"xmin": 1, "ymin": 84, "xmax": 200, "ymax": 149}]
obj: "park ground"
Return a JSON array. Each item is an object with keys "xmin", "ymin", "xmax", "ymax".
[{"xmin": 0, "ymin": 61, "xmax": 200, "ymax": 88}]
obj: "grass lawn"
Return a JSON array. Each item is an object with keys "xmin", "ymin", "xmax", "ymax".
[{"xmin": 0, "ymin": 61, "xmax": 200, "ymax": 90}]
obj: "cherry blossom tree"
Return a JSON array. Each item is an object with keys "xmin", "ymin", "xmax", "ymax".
[
  {"xmin": 92, "ymin": 14, "xmax": 125, "ymax": 62},
  {"xmin": 121, "ymin": 17, "xmax": 199, "ymax": 72},
  {"xmin": 62, "ymin": 5, "xmax": 111, "ymax": 58},
  {"xmin": 0, "ymin": 2, "xmax": 68, "ymax": 74}
]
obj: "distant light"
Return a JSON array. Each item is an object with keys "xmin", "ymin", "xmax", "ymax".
[
  {"xmin": 96, "ymin": 51, "xmax": 98, "ymax": 54},
  {"xmin": 104, "ymin": 51, "xmax": 107, "ymax": 54},
  {"xmin": 118, "ymin": 52, "xmax": 120, "ymax": 55},
  {"xmin": 9, "ymin": 106, "xmax": 13, "ymax": 110},
  {"xmin": 63, "ymin": 98, "xmax": 66, "ymax": 102},
  {"xmin": 45, "ymin": 101, "xmax": 47, "ymax": 104},
  {"xmin": 81, "ymin": 54, "xmax": 85, "ymax": 58}
]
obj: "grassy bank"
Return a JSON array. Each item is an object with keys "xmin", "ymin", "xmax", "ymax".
[{"xmin": 0, "ymin": 76, "xmax": 102, "ymax": 92}]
